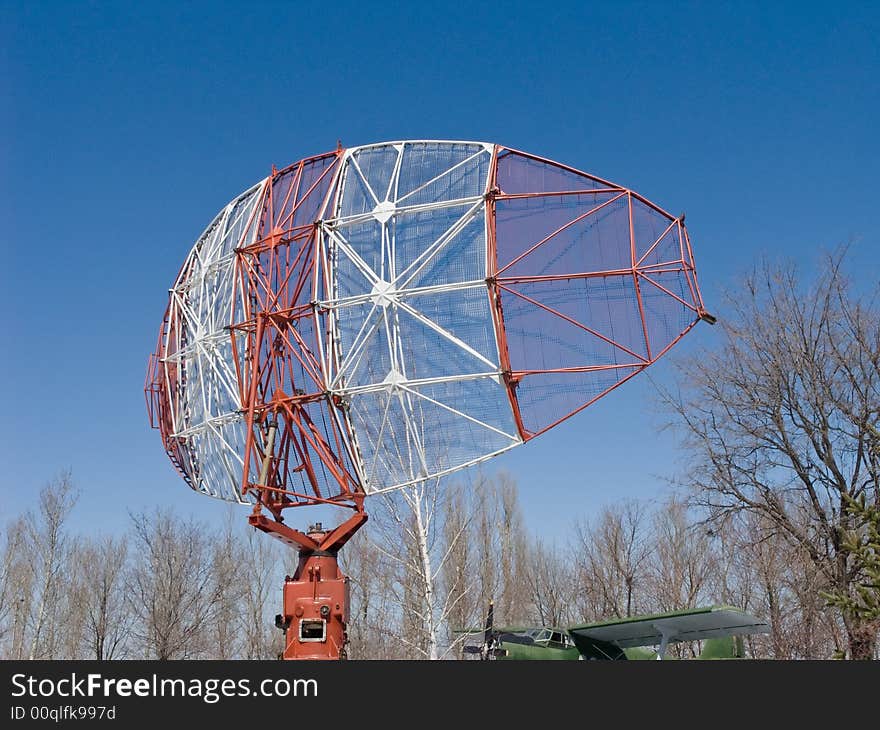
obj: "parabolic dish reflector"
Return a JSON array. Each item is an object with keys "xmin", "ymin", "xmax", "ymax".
[{"xmin": 147, "ymin": 141, "xmax": 708, "ymax": 505}]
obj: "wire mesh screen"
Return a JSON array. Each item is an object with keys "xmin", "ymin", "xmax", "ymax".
[
  {"xmin": 153, "ymin": 181, "xmax": 265, "ymax": 501},
  {"xmin": 492, "ymin": 149, "xmax": 703, "ymax": 436},
  {"xmin": 322, "ymin": 142, "xmax": 519, "ymax": 492}
]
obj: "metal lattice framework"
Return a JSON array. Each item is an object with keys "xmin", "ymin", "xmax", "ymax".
[{"xmin": 147, "ymin": 140, "xmax": 710, "ymax": 516}]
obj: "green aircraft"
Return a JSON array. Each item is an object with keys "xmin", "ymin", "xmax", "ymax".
[{"xmin": 461, "ymin": 603, "xmax": 769, "ymax": 660}]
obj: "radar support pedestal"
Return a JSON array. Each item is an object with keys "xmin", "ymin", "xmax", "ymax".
[{"xmin": 249, "ymin": 508, "xmax": 367, "ymax": 660}]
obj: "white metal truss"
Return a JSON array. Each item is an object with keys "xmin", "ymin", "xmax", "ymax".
[
  {"xmin": 160, "ymin": 179, "xmax": 267, "ymax": 502},
  {"xmin": 317, "ymin": 141, "xmax": 521, "ymax": 494}
]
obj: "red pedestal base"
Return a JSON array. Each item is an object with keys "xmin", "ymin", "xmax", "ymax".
[
  {"xmin": 249, "ymin": 509, "xmax": 366, "ymax": 660},
  {"xmin": 279, "ymin": 545, "xmax": 350, "ymax": 660}
]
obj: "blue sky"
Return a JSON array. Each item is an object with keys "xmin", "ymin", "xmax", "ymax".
[{"xmin": 2, "ymin": 2, "xmax": 878, "ymax": 538}]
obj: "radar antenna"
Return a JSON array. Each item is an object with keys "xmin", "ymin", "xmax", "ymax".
[{"xmin": 147, "ymin": 140, "xmax": 712, "ymax": 659}]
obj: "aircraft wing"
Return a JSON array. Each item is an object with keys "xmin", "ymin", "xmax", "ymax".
[{"xmin": 568, "ymin": 606, "xmax": 769, "ymax": 658}]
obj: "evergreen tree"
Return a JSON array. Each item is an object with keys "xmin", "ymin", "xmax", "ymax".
[{"xmin": 823, "ymin": 493, "xmax": 880, "ymax": 624}]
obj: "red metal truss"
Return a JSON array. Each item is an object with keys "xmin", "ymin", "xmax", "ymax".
[
  {"xmin": 486, "ymin": 145, "xmax": 708, "ymax": 439},
  {"xmin": 146, "ymin": 148, "xmax": 366, "ymax": 514},
  {"xmin": 232, "ymin": 150, "xmax": 368, "ymax": 517}
]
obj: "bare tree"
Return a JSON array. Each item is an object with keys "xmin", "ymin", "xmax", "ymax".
[
  {"xmin": 526, "ymin": 539, "xmax": 574, "ymax": 627},
  {"xmin": 343, "ymin": 523, "xmax": 403, "ymax": 659},
  {"xmin": 208, "ymin": 512, "xmax": 244, "ymax": 659},
  {"xmin": 26, "ymin": 472, "xmax": 78, "ymax": 660},
  {"xmin": 648, "ymin": 497, "xmax": 716, "ymax": 612},
  {"xmin": 240, "ymin": 525, "xmax": 283, "ymax": 659},
  {"xmin": 723, "ymin": 510, "xmax": 845, "ymax": 659},
  {"xmin": 494, "ymin": 474, "xmax": 530, "ymax": 625},
  {"xmin": 0, "ymin": 526, "xmax": 11, "ymax": 651},
  {"xmin": 367, "ymin": 482, "xmax": 448, "ymax": 659},
  {"xmin": 439, "ymin": 483, "xmax": 476, "ymax": 655},
  {"xmin": 705, "ymin": 512, "xmax": 769, "ymax": 658},
  {"xmin": 75, "ymin": 535, "xmax": 131, "ymax": 659},
  {"xmin": 473, "ymin": 477, "xmax": 498, "ymax": 618},
  {"xmin": 643, "ymin": 498, "xmax": 717, "ymax": 657},
  {"xmin": 664, "ymin": 251, "xmax": 880, "ymax": 658},
  {"xmin": 572, "ymin": 501, "xmax": 652, "ymax": 620},
  {"xmin": 457, "ymin": 472, "xmax": 531, "ymax": 628},
  {"xmin": 128, "ymin": 509, "xmax": 222, "ymax": 659},
  {"xmin": 0, "ymin": 518, "xmax": 31, "ymax": 658}
]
